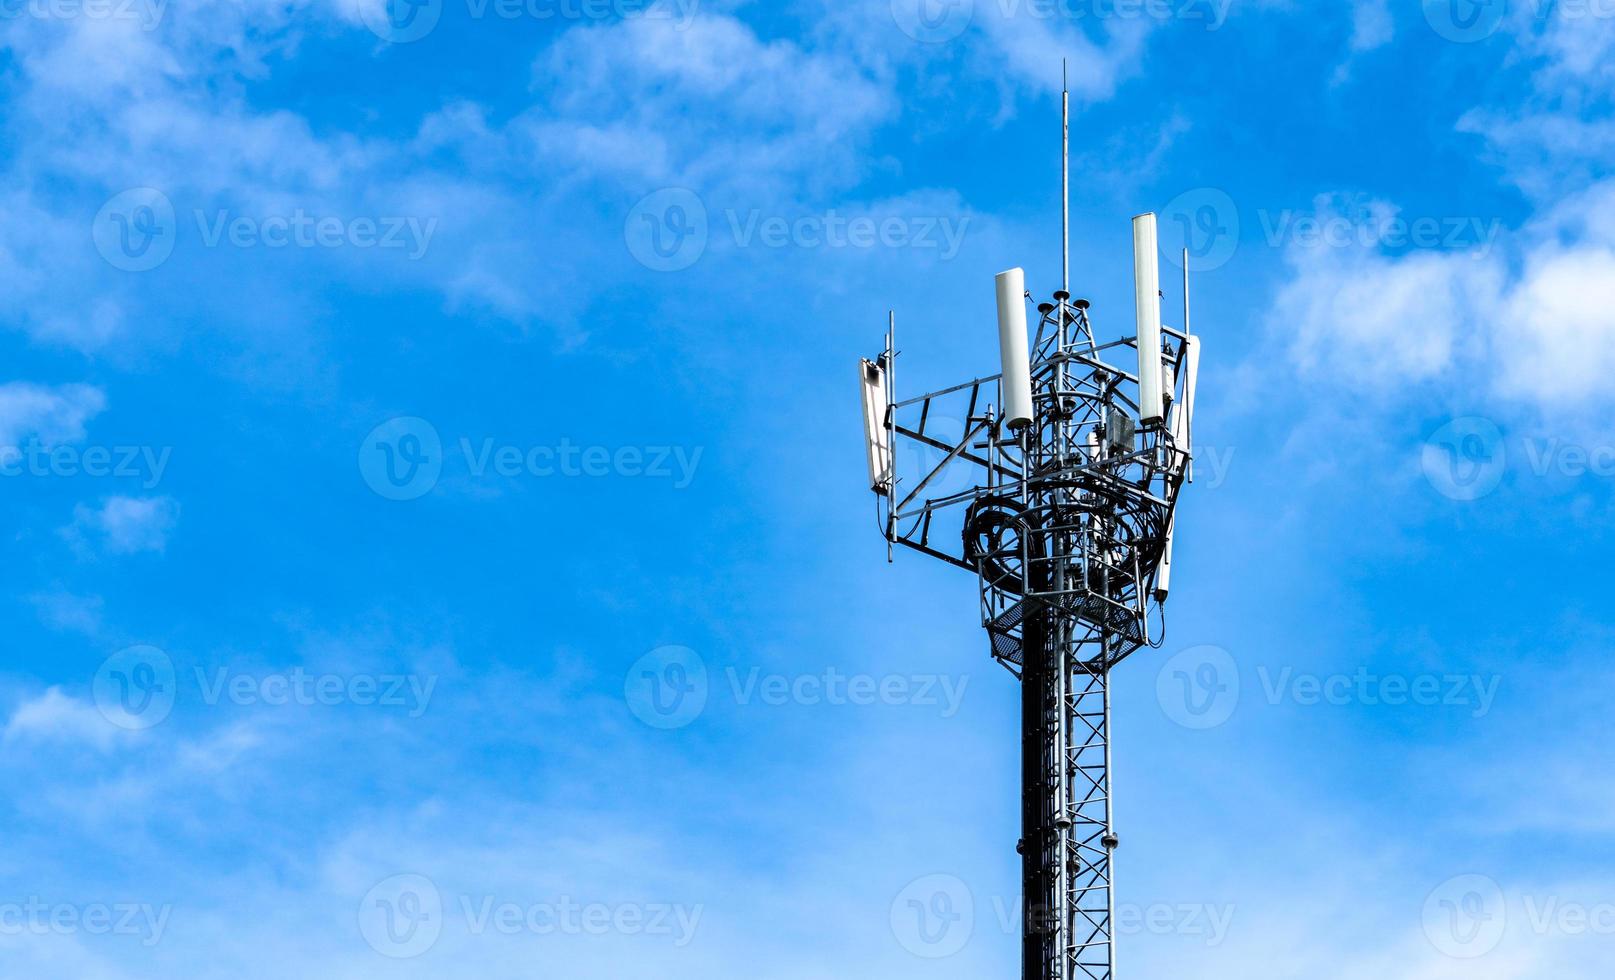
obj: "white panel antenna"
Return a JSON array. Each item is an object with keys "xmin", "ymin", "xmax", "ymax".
[
  {"xmin": 1132, "ymin": 214, "xmax": 1165, "ymax": 424},
  {"xmin": 995, "ymin": 268, "xmax": 1035, "ymax": 430},
  {"xmin": 859, "ymin": 358, "xmax": 892, "ymax": 493}
]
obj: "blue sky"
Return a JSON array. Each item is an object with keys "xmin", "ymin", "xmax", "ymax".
[{"xmin": 1, "ymin": 0, "xmax": 1613, "ymax": 976}]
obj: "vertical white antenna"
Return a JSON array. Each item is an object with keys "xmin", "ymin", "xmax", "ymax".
[
  {"xmin": 1133, "ymin": 213, "xmax": 1165, "ymax": 423},
  {"xmin": 1182, "ymin": 247, "xmax": 1195, "ymax": 481},
  {"xmin": 995, "ymin": 268, "xmax": 1035, "ymax": 430}
]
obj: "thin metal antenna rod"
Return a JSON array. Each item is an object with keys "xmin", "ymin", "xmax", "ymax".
[
  {"xmin": 1182, "ymin": 249, "xmax": 1192, "ymax": 337},
  {"xmin": 1062, "ymin": 60, "xmax": 1070, "ymax": 298}
]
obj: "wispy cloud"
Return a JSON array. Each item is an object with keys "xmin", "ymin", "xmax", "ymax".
[
  {"xmin": 3, "ymin": 687, "xmax": 129, "ymax": 749},
  {"xmin": 65, "ymin": 496, "xmax": 180, "ymax": 555},
  {"xmin": 0, "ymin": 382, "xmax": 106, "ymax": 448}
]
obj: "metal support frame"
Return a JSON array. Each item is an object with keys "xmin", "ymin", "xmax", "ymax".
[
  {"xmin": 866, "ymin": 67, "xmax": 1196, "ymax": 980},
  {"xmin": 872, "ymin": 277, "xmax": 1193, "ymax": 980}
]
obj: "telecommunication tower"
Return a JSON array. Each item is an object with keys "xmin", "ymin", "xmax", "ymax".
[{"xmin": 859, "ymin": 75, "xmax": 1201, "ymax": 980}]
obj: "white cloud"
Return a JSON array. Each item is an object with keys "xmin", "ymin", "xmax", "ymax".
[
  {"xmin": 975, "ymin": 9, "xmax": 1155, "ymax": 102},
  {"xmin": 524, "ymin": 13, "xmax": 894, "ymax": 198},
  {"xmin": 1498, "ymin": 244, "xmax": 1615, "ymax": 406},
  {"xmin": 3, "ymin": 687, "xmax": 126, "ymax": 749},
  {"xmin": 26, "ymin": 590, "xmax": 106, "ymax": 636},
  {"xmin": 1272, "ymin": 17, "xmax": 1615, "ymax": 414},
  {"xmin": 1270, "ymin": 196, "xmax": 1504, "ymax": 388},
  {"xmin": 68, "ymin": 495, "xmax": 180, "ymax": 555},
  {"xmin": 1348, "ymin": 0, "xmax": 1393, "ymax": 52},
  {"xmin": 0, "ymin": 382, "xmax": 106, "ymax": 448},
  {"xmin": 1270, "ymin": 180, "xmax": 1615, "ymax": 413},
  {"xmin": 1456, "ymin": 14, "xmax": 1615, "ymax": 198},
  {"xmin": 1331, "ymin": 0, "xmax": 1393, "ymax": 85}
]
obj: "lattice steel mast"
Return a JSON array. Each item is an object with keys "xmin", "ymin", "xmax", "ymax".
[{"xmin": 859, "ymin": 70, "xmax": 1201, "ymax": 980}]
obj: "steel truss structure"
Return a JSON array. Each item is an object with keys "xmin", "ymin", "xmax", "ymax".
[{"xmin": 866, "ymin": 238, "xmax": 1197, "ymax": 977}]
